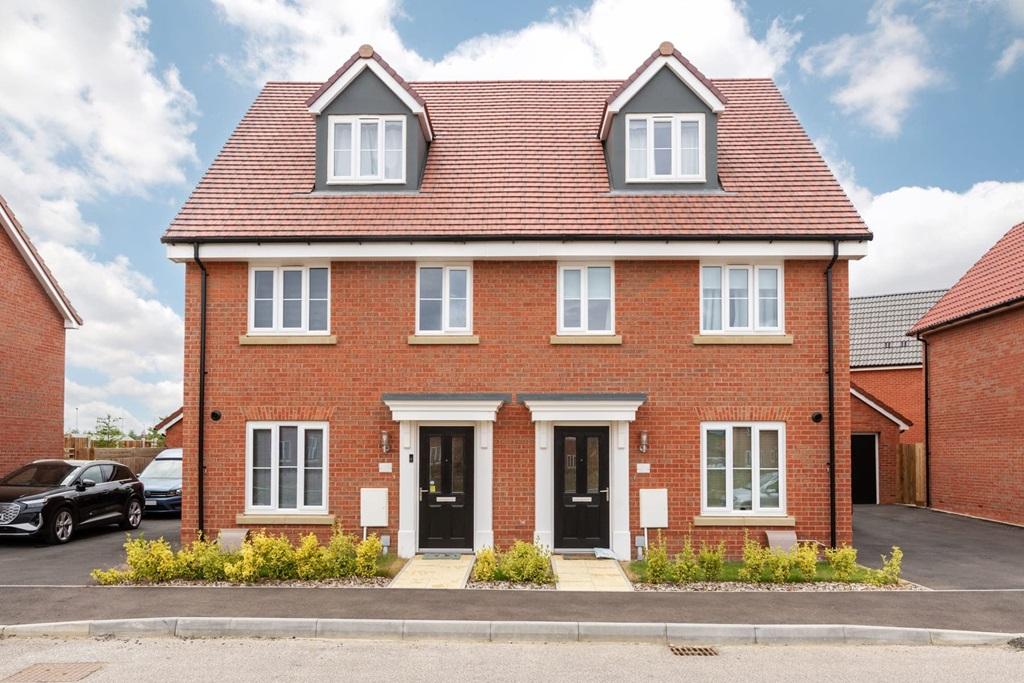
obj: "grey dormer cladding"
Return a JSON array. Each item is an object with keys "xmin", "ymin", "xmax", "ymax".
[
  {"xmin": 314, "ymin": 68, "xmax": 427, "ymax": 192},
  {"xmin": 605, "ymin": 66, "xmax": 720, "ymax": 193}
]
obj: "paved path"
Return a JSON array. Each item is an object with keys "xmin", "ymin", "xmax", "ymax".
[
  {"xmin": 2, "ymin": 586, "xmax": 1022, "ymax": 632},
  {"xmin": 390, "ymin": 554, "xmax": 473, "ymax": 589},
  {"xmin": 1, "ymin": 637, "xmax": 1021, "ymax": 682},
  {"xmin": 854, "ymin": 504, "xmax": 1024, "ymax": 589},
  {"xmin": 552, "ymin": 556, "xmax": 632, "ymax": 591}
]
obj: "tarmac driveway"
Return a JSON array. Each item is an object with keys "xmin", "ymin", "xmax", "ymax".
[
  {"xmin": 0, "ymin": 515, "xmax": 180, "ymax": 586},
  {"xmin": 854, "ymin": 504, "xmax": 1024, "ymax": 589}
]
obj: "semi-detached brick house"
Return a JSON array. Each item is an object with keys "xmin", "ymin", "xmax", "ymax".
[
  {"xmin": 0, "ymin": 196, "xmax": 82, "ymax": 474},
  {"xmin": 162, "ymin": 43, "xmax": 872, "ymax": 558},
  {"xmin": 153, "ymin": 407, "xmax": 184, "ymax": 449},
  {"xmin": 909, "ymin": 221, "xmax": 1024, "ymax": 527}
]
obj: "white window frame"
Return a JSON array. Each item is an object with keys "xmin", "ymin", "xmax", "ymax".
[
  {"xmin": 326, "ymin": 115, "xmax": 406, "ymax": 184},
  {"xmin": 247, "ymin": 264, "xmax": 331, "ymax": 336},
  {"xmin": 245, "ymin": 421, "xmax": 329, "ymax": 514},
  {"xmin": 700, "ymin": 421, "xmax": 786, "ymax": 516},
  {"xmin": 556, "ymin": 262, "xmax": 616, "ymax": 335},
  {"xmin": 624, "ymin": 113, "xmax": 706, "ymax": 183},
  {"xmin": 699, "ymin": 261, "xmax": 785, "ymax": 334},
  {"xmin": 415, "ymin": 263, "xmax": 473, "ymax": 335}
]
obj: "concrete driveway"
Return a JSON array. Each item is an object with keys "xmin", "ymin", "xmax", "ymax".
[
  {"xmin": 0, "ymin": 515, "xmax": 180, "ymax": 586},
  {"xmin": 854, "ymin": 505, "xmax": 1024, "ymax": 590}
]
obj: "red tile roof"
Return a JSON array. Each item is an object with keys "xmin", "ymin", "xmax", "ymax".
[
  {"xmin": 909, "ymin": 221, "xmax": 1024, "ymax": 334},
  {"xmin": 304, "ymin": 44, "xmax": 427, "ymax": 110},
  {"xmin": 152, "ymin": 406, "xmax": 183, "ymax": 432},
  {"xmin": 0, "ymin": 194, "xmax": 82, "ymax": 326},
  {"xmin": 163, "ymin": 67, "xmax": 869, "ymax": 243}
]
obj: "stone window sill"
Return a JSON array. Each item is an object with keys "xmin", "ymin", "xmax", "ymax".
[
  {"xmin": 692, "ymin": 515, "xmax": 796, "ymax": 527},
  {"xmin": 235, "ymin": 513, "xmax": 336, "ymax": 525},
  {"xmin": 407, "ymin": 335, "xmax": 480, "ymax": 345},
  {"xmin": 549, "ymin": 335, "xmax": 623, "ymax": 345},
  {"xmin": 239, "ymin": 335, "xmax": 337, "ymax": 346},
  {"xmin": 692, "ymin": 334, "xmax": 794, "ymax": 346}
]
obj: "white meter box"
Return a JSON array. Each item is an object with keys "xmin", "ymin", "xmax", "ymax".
[
  {"xmin": 639, "ymin": 488, "xmax": 668, "ymax": 528},
  {"xmin": 360, "ymin": 487, "xmax": 388, "ymax": 528}
]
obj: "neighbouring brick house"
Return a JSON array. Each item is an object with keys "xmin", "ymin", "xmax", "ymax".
[
  {"xmin": 0, "ymin": 196, "xmax": 81, "ymax": 474},
  {"xmin": 163, "ymin": 43, "xmax": 871, "ymax": 557},
  {"xmin": 153, "ymin": 407, "xmax": 183, "ymax": 448},
  {"xmin": 909, "ymin": 221, "xmax": 1024, "ymax": 527}
]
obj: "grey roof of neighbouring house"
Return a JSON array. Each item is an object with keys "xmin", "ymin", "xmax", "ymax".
[{"xmin": 850, "ymin": 290, "xmax": 947, "ymax": 368}]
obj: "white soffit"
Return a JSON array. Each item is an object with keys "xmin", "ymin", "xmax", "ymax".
[
  {"xmin": 521, "ymin": 398, "xmax": 645, "ymax": 423},
  {"xmin": 383, "ymin": 398, "xmax": 505, "ymax": 422}
]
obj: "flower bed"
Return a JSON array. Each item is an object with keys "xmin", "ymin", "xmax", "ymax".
[
  {"xmin": 91, "ymin": 529, "xmax": 402, "ymax": 586},
  {"xmin": 469, "ymin": 540, "xmax": 555, "ymax": 588}
]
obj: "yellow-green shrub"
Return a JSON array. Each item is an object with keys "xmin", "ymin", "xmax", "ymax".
[
  {"xmin": 472, "ymin": 547, "xmax": 498, "ymax": 581},
  {"xmin": 645, "ymin": 536, "xmax": 673, "ymax": 583},
  {"xmin": 126, "ymin": 536, "xmax": 177, "ymax": 581},
  {"xmin": 325, "ymin": 527, "xmax": 359, "ymax": 576},
  {"xmin": 173, "ymin": 538, "xmax": 232, "ymax": 581},
  {"xmin": 867, "ymin": 546, "xmax": 903, "ymax": 586},
  {"xmin": 294, "ymin": 534, "xmax": 334, "ymax": 580},
  {"xmin": 355, "ymin": 535, "xmax": 383, "ymax": 578},
  {"xmin": 696, "ymin": 541, "xmax": 726, "ymax": 581},
  {"xmin": 738, "ymin": 535, "xmax": 791, "ymax": 583},
  {"xmin": 673, "ymin": 538, "xmax": 702, "ymax": 583},
  {"xmin": 792, "ymin": 543, "xmax": 819, "ymax": 582},
  {"xmin": 223, "ymin": 531, "xmax": 297, "ymax": 582},
  {"xmin": 91, "ymin": 567, "xmax": 131, "ymax": 585},
  {"xmin": 499, "ymin": 540, "xmax": 553, "ymax": 583},
  {"xmin": 825, "ymin": 544, "xmax": 858, "ymax": 582}
]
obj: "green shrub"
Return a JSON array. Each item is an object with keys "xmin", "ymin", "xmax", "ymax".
[
  {"xmin": 499, "ymin": 540, "xmax": 553, "ymax": 584},
  {"xmin": 792, "ymin": 543, "xmax": 819, "ymax": 582},
  {"xmin": 672, "ymin": 538, "xmax": 703, "ymax": 583},
  {"xmin": 472, "ymin": 547, "xmax": 498, "ymax": 581},
  {"xmin": 325, "ymin": 527, "xmax": 359, "ymax": 576},
  {"xmin": 737, "ymin": 535, "xmax": 768, "ymax": 582},
  {"xmin": 126, "ymin": 536, "xmax": 177, "ymax": 582},
  {"xmin": 824, "ymin": 544, "xmax": 858, "ymax": 582},
  {"xmin": 91, "ymin": 567, "xmax": 131, "ymax": 585},
  {"xmin": 645, "ymin": 536, "xmax": 674, "ymax": 584},
  {"xmin": 173, "ymin": 538, "xmax": 232, "ymax": 581},
  {"xmin": 294, "ymin": 534, "xmax": 334, "ymax": 580},
  {"xmin": 224, "ymin": 531, "xmax": 297, "ymax": 582},
  {"xmin": 867, "ymin": 546, "xmax": 903, "ymax": 586},
  {"xmin": 738, "ymin": 535, "xmax": 791, "ymax": 583},
  {"xmin": 696, "ymin": 541, "xmax": 726, "ymax": 582},
  {"xmin": 355, "ymin": 535, "xmax": 383, "ymax": 578}
]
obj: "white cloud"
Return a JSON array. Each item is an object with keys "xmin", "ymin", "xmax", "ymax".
[
  {"xmin": 815, "ymin": 140, "xmax": 1024, "ymax": 296},
  {"xmin": 799, "ymin": 1, "xmax": 942, "ymax": 136},
  {"xmin": 995, "ymin": 38, "xmax": 1024, "ymax": 76},
  {"xmin": 0, "ymin": 1, "xmax": 194, "ymax": 430},
  {"xmin": 65, "ymin": 378, "xmax": 181, "ymax": 435},
  {"xmin": 214, "ymin": 0, "xmax": 799, "ymax": 83}
]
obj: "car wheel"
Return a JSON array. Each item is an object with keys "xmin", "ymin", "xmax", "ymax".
[
  {"xmin": 120, "ymin": 498, "xmax": 143, "ymax": 530},
  {"xmin": 48, "ymin": 507, "xmax": 75, "ymax": 544}
]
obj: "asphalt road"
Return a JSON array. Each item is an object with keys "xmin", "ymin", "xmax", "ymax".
[
  {"xmin": 0, "ymin": 515, "xmax": 180, "ymax": 586},
  {"xmin": 853, "ymin": 505, "xmax": 1024, "ymax": 589},
  {"xmin": 1, "ymin": 638, "xmax": 1021, "ymax": 682}
]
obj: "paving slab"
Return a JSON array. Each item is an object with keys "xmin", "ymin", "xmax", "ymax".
[
  {"xmin": 551, "ymin": 556, "xmax": 632, "ymax": 592},
  {"xmin": 389, "ymin": 554, "xmax": 473, "ymax": 590}
]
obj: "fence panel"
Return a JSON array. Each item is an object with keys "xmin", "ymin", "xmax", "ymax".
[{"xmin": 897, "ymin": 443, "xmax": 926, "ymax": 506}]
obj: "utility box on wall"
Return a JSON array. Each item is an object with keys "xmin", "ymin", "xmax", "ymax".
[
  {"xmin": 639, "ymin": 488, "xmax": 668, "ymax": 528},
  {"xmin": 360, "ymin": 487, "xmax": 388, "ymax": 528}
]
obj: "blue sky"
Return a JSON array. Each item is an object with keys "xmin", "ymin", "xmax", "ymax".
[{"xmin": 1, "ymin": 0, "xmax": 1022, "ymax": 432}]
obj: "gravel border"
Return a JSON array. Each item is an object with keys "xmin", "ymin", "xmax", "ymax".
[
  {"xmin": 465, "ymin": 580, "xmax": 555, "ymax": 590},
  {"xmin": 94, "ymin": 577, "xmax": 392, "ymax": 589},
  {"xmin": 632, "ymin": 580, "xmax": 926, "ymax": 592}
]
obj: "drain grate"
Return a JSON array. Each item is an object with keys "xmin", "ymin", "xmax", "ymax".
[
  {"xmin": 4, "ymin": 663, "xmax": 103, "ymax": 682},
  {"xmin": 669, "ymin": 645, "xmax": 719, "ymax": 657}
]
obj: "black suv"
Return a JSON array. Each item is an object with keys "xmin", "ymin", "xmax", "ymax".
[{"xmin": 0, "ymin": 459, "xmax": 144, "ymax": 543}]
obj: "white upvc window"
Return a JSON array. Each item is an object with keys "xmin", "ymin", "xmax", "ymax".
[
  {"xmin": 416, "ymin": 264, "xmax": 472, "ymax": 335},
  {"xmin": 557, "ymin": 263, "xmax": 615, "ymax": 334},
  {"xmin": 701, "ymin": 422, "xmax": 786, "ymax": 515},
  {"xmin": 327, "ymin": 115, "xmax": 406, "ymax": 184},
  {"xmin": 248, "ymin": 265, "xmax": 330, "ymax": 335},
  {"xmin": 700, "ymin": 262, "xmax": 784, "ymax": 334},
  {"xmin": 245, "ymin": 422, "xmax": 329, "ymax": 514},
  {"xmin": 625, "ymin": 113, "xmax": 706, "ymax": 182}
]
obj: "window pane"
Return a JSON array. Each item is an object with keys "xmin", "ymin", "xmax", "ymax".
[
  {"xmin": 279, "ymin": 427, "xmax": 298, "ymax": 467},
  {"xmin": 419, "ymin": 300, "xmax": 442, "ymax": 331},
  {"xmin": 449, "ymin": 269, "xmax": 467, "ymax": 299},
  {"xmin": 304, "ymin": 429, "xmax": 324, "ymax": 468},
  {"xmin": 759, "ymin": 471, "xmax": 780, "ymax": 509},
  {"xmin": 282, "ymin": 271, "xmax": 302, "ymax": 300},
  {"xmin": 283, "ymin": 300, "xmax": 302, "ymax": 328},
  {"xmin": 758, "ymin": 268, "xmax": 779, "ymax": 328},
  {"xmin": 428, "ymin": 436, "xmax": 442, "ymax": 492},
  {"xmin": 309, "ymin": 300, "xmax": 328, "ymax": 332},
  {"xmin": 760, "ymin": 430, "xmax": 779, "ymax": 469},
  {"xmin": 587, "ymin": 267, "xmax": 611, "ymax": 298},
  {"xmin": 729, "ymin": 268, "xmax": 749, "ymax": 328},
  {"xmin": 705, "ymin": 429, "xmax": 727, "ymax": 509},
  {"xmin": 279, "ymin": 426, "xmax": 298, "ymax": 509},
  {"xmin": 384, "ymin": 120, "xmax": 403, "ymax": 180},
  {"xmin": 701, "ymin": 266, "xmax": 722, "ymax": 331},
  {"xmin": 733, "ymin": 469, "xmax": 752, "ymax": 511},
  {"xmin": 628, "ymin": 119, "xmax": 647, "ymax": 178},
  {"xmin": 303, "ymin": 470, "xmax": 323, "ymax": 507},
  {"xmin": 587, "ymin": 299, "xmax": 611, "ymax": 331},
  {"xmin": 254, "ymin": 271, "xmax": 274, "ymax": 299},
  {"xmin": 563, "ymin": 299, "xmax": 581, "ymax": 329},
  {"xmin": 562, "ymin": 269, "xmax": 581, "ymax": 328},
  {"xmin": 283, "ymin": 270, "xmax": 302, "ymax": 328},
  {"xmin": 254, "ymin": 300, "xmax": 273, "ymax": 328},
  {"xmin": 309, "ymin": 268, "xmax": 328, "ymax": 299},
  {"xmin": 308, "ymin": 268, "xmax": 328, "ymax": 332},
  {"xmin": 653, "ymin": 120, "xmax": 672, "ymax": 175},
  {"xmin": 679, "ymin": 120, "xmax": 699, "ymax": 176},
  {"xmin": 253, "ymin": 429, "xmax": 271, "ymax": 468},
  {"xmin": 586, "ymin": 436, "xmax": 599, "ymax": 493},
  {"xmin": 254, "ymin": 271, "xmax": 274, "ymax": 329},
  {"xmin": 732, "ymin": 427, "xmax": 752, "ymax": 512},
  {"xmin": 252, "ymin": 470, "xmax": 271, "ymax": 506},
  {"xmin": 359, "ymin": 121, "xmax": 379, "ymax": 177},
  {"xmin": 733, "ymin": 427, "xmax": 752, "ymax": 468},
  {"xmin": 420, "ymin": 267, "xmax": 443, "ymax": 299},
  {"xmin": 449, "ymin": 299, "xmax": 466, "ymax": 328},
  {"xmin": 451, "ymin": 436, "xmax": 464, "ymax": 494},
  {"xmin": 706, "ymin": 470, "xmax": 726, "ymax": 509},
  {"xmin": 564, "ymin": 436, "xmax": 577, "ymax": 494},
  {"xmin": 332, "ymin": 122, "xmax": 352, "ymax": 176},
  {"xmin": 279, "ymin": 468, "xmax": 297, "ymax": 508}
]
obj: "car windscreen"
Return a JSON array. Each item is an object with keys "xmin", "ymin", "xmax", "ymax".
[
  {"xmin": 141, "ymin": 459, "xmax": 182, "ymax": 479},
  {"xmin": 0, "ymin": 463, "xmax": 77, "ymax": 487}
]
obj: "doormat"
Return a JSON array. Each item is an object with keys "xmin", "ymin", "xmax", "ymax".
[
  {"xmin": 559, "ymin": 554, "xmax": 598, "ymax": 560},
  {"xmin": 421, "ymin": 553, "xmax": 462, "ymax": 560}
]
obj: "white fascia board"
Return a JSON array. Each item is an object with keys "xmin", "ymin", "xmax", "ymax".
[
  {"xmin": 0, "ymin": 204, "xmax": 80, "ymax": 329},
  {"xmin": 851, "ymin": 365, "xmax": 922, "ymax": 372},
  {"xmin": 157, "ymin": 412, "xmax": 183, "ymax": 434},
  {"xmin": 600, "ymin": 56, "xmax": 726, "ymax": 140},
  {"xmin": 307, "ymin": 60, "xmax": 433, "ymax": 141},
  {"xmin": 522, "ymin": 399, "xmax": 645, "ymax": 423},
  {"xmin": 383, "ymin": 399, "xmax": 504, "ymax": 423},
  {"xmin": 168, "ymin": 240, "xmax": 869, "ymax": 263},
  {"xmin": 850, "ymin": 388, "xmax": 911, "ymax": 432}
]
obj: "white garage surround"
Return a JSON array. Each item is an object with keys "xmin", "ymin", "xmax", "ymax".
[
  {"xmin": 521, "ymin": 394, "xmax": 646, "ymax": 561},
  {"xmin": 383, "ymin": 394, "xmax": 507, "ymax": 558}
]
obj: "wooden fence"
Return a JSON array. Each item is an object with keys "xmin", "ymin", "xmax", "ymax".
[
  {"xmin": 63, "ymin": 437, "xmax": 164, "ymax": 475},
  {"xmin": 897, "ymin": 442, "xmax": 927, "ymax": 506}
]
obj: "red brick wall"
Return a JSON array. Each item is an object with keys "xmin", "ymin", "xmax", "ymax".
[
  {"xmin": 850, "ymin": 395, "xmax": 901, "ymax": 504},
  {"xmin": 850, "ymin": 367, "xmax": 924, "ymax": 444},
  {"xmin": 180, "ymin": 258, "xmax": 852, "ymax": 555},
  {"xmin": 164, "ymin": 420, "xmax": 182, "ymax": 448},
  {"xmin": 0, "ymin": 227, "xmax": 66, "ymax": 475},
  {"xmin": 926, "ymin": 307, "xmax": 1024, "ymax": 526}
]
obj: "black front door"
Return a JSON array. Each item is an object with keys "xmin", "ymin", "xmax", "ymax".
[
  {"xmin": 851, "ymin": 434, "xmax": 878, "ymax": 504},
  {"xmin": 419, "ymin": 427, "xmax": 473, "ymax": 549},
  {"xmin": 554, "ymin": 426, "xmax": 610, "ymax": 548}
]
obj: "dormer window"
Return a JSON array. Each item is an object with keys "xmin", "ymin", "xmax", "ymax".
[
  {"xmin": 327, "ymin": 115, "xmax": 405, "ymax": 184},
  {"xmin": 625, "ymin": 114, "xmax": 705, "ymax": 183}
]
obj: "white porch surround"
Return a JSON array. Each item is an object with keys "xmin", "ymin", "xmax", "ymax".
[
  {"xmin": 520, "ymin": 393, "xmax": 646, "ymax": 561},
  {"xmin": 383, "ymin": 394, "xmax": 507, "ymax": 558}
]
